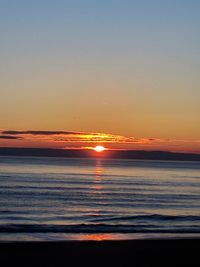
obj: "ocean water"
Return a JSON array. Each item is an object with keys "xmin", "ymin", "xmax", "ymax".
[{"xmin": 0, "ymin": 156, "xmax": 200, "ymax": 241}]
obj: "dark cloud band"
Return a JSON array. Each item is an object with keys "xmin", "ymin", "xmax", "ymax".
[
  {"xmin": 0, "ymin": 135, "xmax": 22, "ymax": 140},
  {"xmin": 2, "ymin": 130, "xmax": 84, "ymax": 135}
]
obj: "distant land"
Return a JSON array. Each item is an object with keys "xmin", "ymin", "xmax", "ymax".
[{"xmin": 0, "ymin": 147, "xmax": 200, "ymax": 161}]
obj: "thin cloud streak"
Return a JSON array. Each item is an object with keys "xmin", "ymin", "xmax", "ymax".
[
  {"xmin": 0, "ymin": 135, "xmax": 22, "ymax": 140},
  {"xmin": 2, "ymin": 130, "xmax": 86, "ymax": 135}
]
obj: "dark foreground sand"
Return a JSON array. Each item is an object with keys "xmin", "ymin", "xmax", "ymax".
[{"xmin": 1, "ymin": 239, "xmax": 200, "ymax": 267}]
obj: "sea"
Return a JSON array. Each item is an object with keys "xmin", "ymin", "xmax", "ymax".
[{"xmin": 0, "ymin": 156, "xmax": 200, "ymax": 241}]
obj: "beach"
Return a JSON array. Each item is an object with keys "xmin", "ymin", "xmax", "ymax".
[{"xmin": 1, "ymin": 239, "xmax": 200, "ymax": 266}]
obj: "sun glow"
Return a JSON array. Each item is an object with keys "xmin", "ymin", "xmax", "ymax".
[{"xmin": 93, "ymin": 145, "xmax": 105, "ymax": 152}]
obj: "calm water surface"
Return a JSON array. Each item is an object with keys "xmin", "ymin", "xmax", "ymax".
[{"xmin": 0, "ymin": 156, "xmax": 200, "ymax": 241}]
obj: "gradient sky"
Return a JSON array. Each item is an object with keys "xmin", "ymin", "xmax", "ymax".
[{"xmin": 0, "ymin": 0, "xmax": 200, "ymax": 152}]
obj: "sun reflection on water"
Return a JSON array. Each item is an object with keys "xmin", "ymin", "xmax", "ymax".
[
  {"xmin": 90, "ymin": 160, "xmax": 104, "ymax": 191},
  {"xmin": 95, "ymin": 160, "xmax": 103, "ymax": 181},
  {"xmin": 89, "ymin": 160, "xmax": 104, "ymax": 219},
  {"xmin": 78, "ymin": 233, "xmax": 114, "ymax": 241}
]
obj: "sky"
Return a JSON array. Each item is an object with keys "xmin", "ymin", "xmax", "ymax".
[{"xmin": 0, "ymin": 0, "xmax": 200, "ymax": 152}]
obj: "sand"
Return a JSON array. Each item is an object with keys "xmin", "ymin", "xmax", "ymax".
[{"xmin": 1, "ymin": 239, "xmax": 199, "ymax": 266}]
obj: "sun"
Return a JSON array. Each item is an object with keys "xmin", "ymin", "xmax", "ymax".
[{"xmin": 93, "ymin": 145, "xmax": 105, "ymax": 152}]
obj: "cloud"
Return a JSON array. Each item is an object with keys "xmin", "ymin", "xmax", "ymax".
[
  {"xmin": 2, "ymin": 130, "xmax": 84, "ymax": 135},
  {"xmin": 0, "ymin": 135, "xmax": 22, "ymax": 140},
  {"xmin": 0, "ymin": 129, "xmax": 164, "ymax": 144},
  {"xmin": 1, "ymin": 129, "xmax": 200, "ymax": 153}
]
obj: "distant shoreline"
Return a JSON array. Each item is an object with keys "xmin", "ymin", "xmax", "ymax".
[{"xmin": 0, "ymin": 147, "xmax": 200, "ymax": 161}]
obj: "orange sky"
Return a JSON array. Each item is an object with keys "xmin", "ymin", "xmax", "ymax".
[{"xmin": 0, "ymin": 2, "xmax": 200, "ymax": 153}]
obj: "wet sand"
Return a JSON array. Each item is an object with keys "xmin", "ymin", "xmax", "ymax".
[{"xmin": 1, "ymin": 238, "xmax": 200, "ymax": 266}]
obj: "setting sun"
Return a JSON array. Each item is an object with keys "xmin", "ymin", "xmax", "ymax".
[{"xmin": 93, "ymin": 146, "xmax": 105, "ymax": 152}]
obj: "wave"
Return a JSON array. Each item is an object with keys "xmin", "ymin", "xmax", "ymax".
[
  {"xmin": 1, "ymin": 213, "xmax": 200, "ymax": 225},
  {"xmin": 90, "ymin": 214, "xmax": 200, "ymax": 222},
  {"xmin": 0, "ymin": 223, "xmax": 200, "ymax": 234}
]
